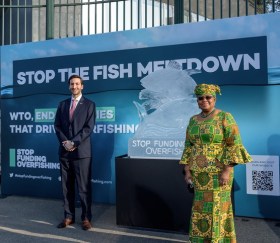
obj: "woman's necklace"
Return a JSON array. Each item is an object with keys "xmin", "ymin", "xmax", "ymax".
[{"xmin": 200, "ymin": 108, "xmax": 215, "ymax": 118}]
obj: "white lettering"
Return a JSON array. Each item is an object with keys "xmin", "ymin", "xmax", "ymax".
[
  {"xmin": 218, "ymin": 54, "xmax": 243, "ymax": 71},
  {"xmin": 93, "ymin": 124, "xmax": 137, "ymax": 134},
  {"xmin": 57, "ymin": 67, "xmax": 90, "ymax": 81},
  {"xmin": 16, "ymin": 70, "xmax": 55, "ymax": 85},
  {"xmin": 9, "ymin": 112, "xmax": 32, "ymax": 120},
  {"xmin": 203, "ymin": 56, "xmax": 219, "ymax": 73},
  {"xmin": 244, "ymin": 53, "xmax": 260, "ymax": 70},
  {"xmin": 137, "ymin": 62, "xmax": 153, "ymax": 77},
  {"xmin": 10, "ymin": 125, "xmax": 33, "ymax": 133}
]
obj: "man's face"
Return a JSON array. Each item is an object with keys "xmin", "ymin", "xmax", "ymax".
[{"xmin": 69, "ymin": 77, "xmax": 83, "ymax": 97}]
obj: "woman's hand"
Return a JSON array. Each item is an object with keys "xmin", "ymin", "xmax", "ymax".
[
  {"xmin": 184, "ymin": 165, "xmax": 193, "ymax": 184},
  {"xmin": 220, "ymin": 165, "xmax": 232, "ymax": 186}
]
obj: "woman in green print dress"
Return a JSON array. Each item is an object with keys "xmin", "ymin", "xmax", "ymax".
[{"xmin": 179, "ymin": 84, "xmax": 252, "ymax": 243}]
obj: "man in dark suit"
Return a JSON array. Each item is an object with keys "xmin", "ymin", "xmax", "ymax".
[{"xmin": 54, "ymin": 74, "xmax": 96, "ymax": 230}]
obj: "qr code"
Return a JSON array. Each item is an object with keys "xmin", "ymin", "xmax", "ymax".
[{"xmin": 252, "ymin": 170, "xmax": 273, "ymax": 191}]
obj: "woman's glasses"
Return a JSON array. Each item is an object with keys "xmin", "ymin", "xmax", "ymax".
[{"xmin": 197, "ymin": 95, "xmax": 213, "ymax": 101}]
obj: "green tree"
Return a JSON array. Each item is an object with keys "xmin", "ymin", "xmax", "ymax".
[{"xmin": 260, "ymin": 0, "xmax": 280, "ymax": 12}]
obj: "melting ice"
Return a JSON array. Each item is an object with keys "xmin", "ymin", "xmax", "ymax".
[{"xmin": 133, "ymin": 61, "xmax": 200, "ymax": 139}]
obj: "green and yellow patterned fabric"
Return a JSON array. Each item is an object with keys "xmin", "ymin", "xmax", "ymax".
[
  {"xmin": 180, "ymin": 111, "xmax": 251, "ymax": 169},
  {"xmin": 194, "ymin": 83, "xmax": 221, "ymax": 97},
  {"xmin": 179, "ymin": 111, "xmax": 252, "ymax": 243}
]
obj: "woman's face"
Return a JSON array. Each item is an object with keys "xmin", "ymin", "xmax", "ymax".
[{"xmin": 197, "ymin": 94, "xmax": 216, "ymax": 112}]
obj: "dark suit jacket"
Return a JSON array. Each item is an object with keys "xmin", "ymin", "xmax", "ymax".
[{"xmin": 54, "ymin": 96, "xmax": 96, "ymax": 159}]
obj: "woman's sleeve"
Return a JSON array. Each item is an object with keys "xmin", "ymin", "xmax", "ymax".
[
  {"xmin": 179, "ymin": 122, "xmax": 192, "ymax": 165},
  {"xmin": 221, "ymin": 112, "xmax": 252, "ymax": 165}
]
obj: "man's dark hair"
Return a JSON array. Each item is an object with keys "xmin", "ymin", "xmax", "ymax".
[{"xmin": 68, "ymin": 74, "xmax": 83, "ymax": 84}]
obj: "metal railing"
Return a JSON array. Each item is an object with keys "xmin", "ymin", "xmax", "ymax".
[{"xmin": 0, "ymin": 0, "xmax": 279, "ymax": 46}]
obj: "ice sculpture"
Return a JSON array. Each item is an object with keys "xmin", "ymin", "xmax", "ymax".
[{"xmin": 128, "ymin": 61, "xmax": 200, "ymax": 159}]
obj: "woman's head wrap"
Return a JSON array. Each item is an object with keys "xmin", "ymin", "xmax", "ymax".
[{"xmin": 194, "ymin": 83, "xmax": 221, "ymax": 97}]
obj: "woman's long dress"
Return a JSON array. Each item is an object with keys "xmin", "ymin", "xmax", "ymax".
[{"xmin": 179, "ymin": 111, "xmax": 252, "ymax": 243}]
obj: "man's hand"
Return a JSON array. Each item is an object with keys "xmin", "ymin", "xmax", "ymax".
[{"xmin": 62, "ymin": 140, "xmax": 76, "ymax": 151}]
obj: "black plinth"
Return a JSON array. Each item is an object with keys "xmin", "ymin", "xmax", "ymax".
[{"xmin": 115, "ymin": 155, "xmax": 193, "ymax": 233}]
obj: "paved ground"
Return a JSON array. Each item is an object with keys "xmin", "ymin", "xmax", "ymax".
[{"xmin": 0, "ymin": 195, "xmax": 279, "ymax": 243}]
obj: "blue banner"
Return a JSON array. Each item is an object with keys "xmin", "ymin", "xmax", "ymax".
[
  {"xmin": 11, "ymin": 36, "xmax": 267, "ymax": 97},
  {"xmin": 1, "ymin": 13, "xmax": 279, "ymax": 220}
]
